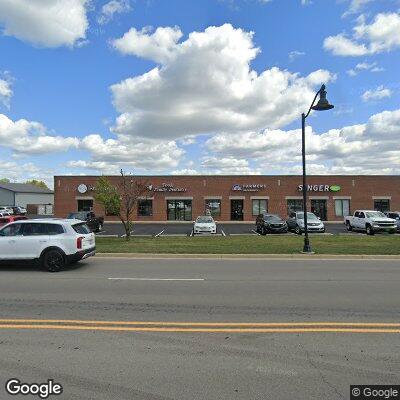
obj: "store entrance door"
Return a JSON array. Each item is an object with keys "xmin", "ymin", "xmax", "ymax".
[
  {"xmin": 167, "ymin": 200, "xmax": 192, "ymax": 221},
  {"xmin": 231, "ymin": 200, "xmax": 244, "ymax": 221},
  {"xmin": 311, "ymin": 199, "xmax": 327, "ymax": 221}
]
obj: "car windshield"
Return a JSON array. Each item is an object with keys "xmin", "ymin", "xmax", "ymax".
[
  {"xmin": 67, "ymin": 212, "xmax": 86, "ymax": 220},
  {"xmin": 297, "ymin": 212, "xmax": 318, "ymax": 220},
  {"xmin": 264, "ymin": 214, "xmax": 281, "ymax": 221},
  {"xmin": 196, "ymin": 216, "xmax": 214, "ymax": 223},
  {"xmin": 366, "ymin": 211, "xmax": 386, "ymax": 218}
]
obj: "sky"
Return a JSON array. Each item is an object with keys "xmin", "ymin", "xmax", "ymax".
[{"xmin": 0, "ymin": 0, "xmax": 400, "ymax": 188}]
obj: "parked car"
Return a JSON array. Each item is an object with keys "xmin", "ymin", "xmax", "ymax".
[
  {"xmin": 12, "ymin": 206, "xmax": 27, "ymax": 215},
  {"xmin": 345, "ymin": 210, "xmax": 396, "ymax": 235},
  {"xmin": 0, "ymin": 219, "xmax": 96, "ymax": 272},
  {"xmin": 287, "ymin": 211, "xmax": 325, "ymax": 234},
  {"xmin": 0, "ymin": 211, "xmax": 11, "ymax": 217},
  {"xmin": 0, "ymin": 215, "xmax": 28, "ymax": 227},
  {"xmin": 66, "ymin": 211, "xmax": 104, "ymax": 233},
  {"xmin": 0, "ymin": 206, "xmax": 14, "ymax": 214},
  {"xmin": 256, "ymin": 213, "xmax": 288, "ymax": 235},
  {"xmin": 193, "ymin": 216, "xmax": 217, "ymax": 234},
  {"xmin": 385, "ymin": 212, "xmax": 400, "ymax": 232}
]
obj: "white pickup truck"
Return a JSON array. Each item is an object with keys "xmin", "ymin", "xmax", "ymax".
[{"xmin": 344, "ymin": 210, "xmax": 397, "ymax": 235}]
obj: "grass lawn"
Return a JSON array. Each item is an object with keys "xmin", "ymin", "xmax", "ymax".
[{"xmin": 96, "ymin": 235, "xmax": 400, "ymax": 255}]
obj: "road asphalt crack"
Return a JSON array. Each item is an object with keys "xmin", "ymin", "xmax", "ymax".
[{"xmin": 300, "ymin": 344, "xmax": 345, "ymax": 400}]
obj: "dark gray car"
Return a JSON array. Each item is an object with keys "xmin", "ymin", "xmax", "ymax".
[{"xmin": 385, "ymin": 212, "xmax": 400, "ymax": 231}]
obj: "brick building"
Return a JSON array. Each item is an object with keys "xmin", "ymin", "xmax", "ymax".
[{"xmin": 54, "ymin": 175, "xmax": 399, "ymax": 222}]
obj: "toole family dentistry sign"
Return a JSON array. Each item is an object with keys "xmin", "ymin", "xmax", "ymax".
[{"xmin": 298, "ymin": 184, "xmax": 341, "ymax": 192}]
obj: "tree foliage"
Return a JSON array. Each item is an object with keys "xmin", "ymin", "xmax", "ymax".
[
  {"xmin": 95, "ymin": 171, "xmax": 148, "ymax": 240},
  {"xmin": 0, "ymin": 178, "xmax": 10, "ymax": 183},
  {"xmin": 25, "ymin": 179, "xmax": 49, "ymax": 189}
]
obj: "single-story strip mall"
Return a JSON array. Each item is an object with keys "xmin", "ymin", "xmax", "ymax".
[{"xmin": 54, "ymin": 175, "xmax": 399, "ymax": 222}]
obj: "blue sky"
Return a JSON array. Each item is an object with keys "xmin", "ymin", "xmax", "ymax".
[{"xmin": 0, "ymin": 0, "xmax": 400, "ymax": 187}]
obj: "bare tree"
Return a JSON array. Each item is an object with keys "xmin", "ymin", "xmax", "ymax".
[{"xmin": 95, "ymin": 170, "xmax": 148, "ymax": 241}]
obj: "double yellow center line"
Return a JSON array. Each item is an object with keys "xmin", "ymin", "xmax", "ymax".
[{"xmin": 0, "ymin": 319, "xmax": 399, "ymax": 333}]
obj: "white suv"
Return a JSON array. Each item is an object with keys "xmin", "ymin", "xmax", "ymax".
[{"xmin": 0, "ymin": 219, "xmax": 96, "ymax": 272}]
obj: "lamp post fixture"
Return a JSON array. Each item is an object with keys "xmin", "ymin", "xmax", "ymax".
[{"xmin": 301, "ymin": 84, "xmax": 334, "ymax": 253}]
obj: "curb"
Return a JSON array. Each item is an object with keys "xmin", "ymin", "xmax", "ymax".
[{"xmin": 95, "ymin": 253, "xmax": 400, "ymax": 260}]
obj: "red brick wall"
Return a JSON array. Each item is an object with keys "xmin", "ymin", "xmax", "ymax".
[{"xmin": 54, "ymin": 175, "xmax": 400, "ymax": 222}]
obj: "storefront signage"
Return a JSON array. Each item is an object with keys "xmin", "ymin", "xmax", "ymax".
[
  {"xmin": 77, "ymin": 184, "xmax": 96, "ymax": 194},
  {"xmin": 232, "ymin": 184, "xmax": 267, "ymax": 192},
  {"xmin": 298, "ymin": 184, "xmax": 341, "ymax": 192},
  {"xmin": 148, "ymin": 183, "xmax": 187, "ymax": 193}
]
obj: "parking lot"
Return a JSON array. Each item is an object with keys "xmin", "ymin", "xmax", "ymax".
[{"xmin": 97, "ymin": 222, "xmax": 378, "ymax": 237}]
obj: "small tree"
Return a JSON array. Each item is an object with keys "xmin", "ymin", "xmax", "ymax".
[
  {"xmin": 0, "ymin": 178, "xmax": 10, "ymax": 183},
  {"xmin": 95, "ymin": 171, "xmax": 148, "ymax": 241},
  {"xmin": 25, "ymin": 179, "xmax": 49, "ymax": 189}
]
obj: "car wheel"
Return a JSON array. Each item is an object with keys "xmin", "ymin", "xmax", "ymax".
[
  {"xmin": 366, "ymin": 225, "xmax": 374, "ymax": 236},
  {"xmin": 346, "ymin": 222, "xmax": 352, "ymax": 231},
  {"xmin": 42, "ymin": 249, "xmax": 65, "ymax": 272},
  {"xmin": 295, "ymin": 225, "xmax": 302, "ymax": 235}
]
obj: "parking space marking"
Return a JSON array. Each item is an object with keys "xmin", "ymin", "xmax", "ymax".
[
  {"xmin": 108, "ymin": 278, "xmax": 205, "ymax": 281},
  {"xmin": 154, "ymin": 229, "xmax": 164, "ymax": 237},
  {"xmin": 120, "ymin": 230, "xmax": 135, "ymax": 238},
  {"xmin": 96, "ymin": 234, "xmax": 118, "ymax": 238}
]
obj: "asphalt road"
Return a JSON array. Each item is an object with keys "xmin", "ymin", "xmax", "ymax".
[
  {"xmin": 0, "ymin": 258, "xmax": 399, "ymax": 400},
  {"xmin": 98, "ymin": 222, "xmax": 364, "ymax": 237}
]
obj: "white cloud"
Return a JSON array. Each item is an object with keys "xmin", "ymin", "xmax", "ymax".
[
  {"xmin": 97, "ymin": 0, "xmax": 131, "ymax": 25},
  {"xmin": 204, "ymin": 108, "xmax": 400, "ymax": 174},
  {"xmin": 288, "ymin": 50, "xmax": 305, "ymax": 62},
  {"xmin": 347, "ymin": 61, "xmax": 384, "ymax": 76},
  {"xmin": 0, "ymin": 0, "xmax": 89, "ymax": 47},
  {"xmin": 0, "ymin": 113, "xmax": 79, "ymax": 154},
  {"xmin": 112, "ymin": 26, "xmax": 183, "ymax": 63},
  {"xmin": 111, "ymin": 24, "xmax": 335, "ymax": 140},
  {"xmin": 0, "ymin": 159, "xmax": 54, "ymax": 187},
  {"xmin": 343, "ymin": 0, "xmax": 375, "ymax": 17},
  {"xmin": 361, "ymin": 85, "xmax": 392, "ymax": 102},
  {"xmin": 171, "ymin": 168, "xmax": 200, "ymax": 175},
  {"xmin": 0, "ymin": 75, "xmax": 12, "ymax": 108},
  {"xmin": 324, "ymin": 12, "xmax": 400, "ymax": 56},
  {"xmin": 201, "ymin": 156, "xmax": 261, "ymax": 175},
  {"xmin": 77, "ymin": 133, "xmax": 185, "ymax": 171}
]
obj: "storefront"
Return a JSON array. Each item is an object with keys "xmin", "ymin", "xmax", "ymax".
[{"xmin": 54, "ymin": 175, "xmax": 400, "ymax": 222}]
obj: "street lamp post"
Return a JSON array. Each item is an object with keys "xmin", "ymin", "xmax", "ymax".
[{"xmin": 301, "ymin": 84, "xmax": 334, "ymax": 253}]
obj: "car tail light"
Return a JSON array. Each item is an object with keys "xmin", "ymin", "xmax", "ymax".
[{"xmin": 77, "ymin": 236, "xmax": 84, "ymax": 249}]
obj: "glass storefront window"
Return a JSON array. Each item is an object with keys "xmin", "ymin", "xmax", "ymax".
[
  {"xmin": 374, "ymin": 199, "xmax": 390, "ymax": 212},
  {"xmin": 335, "ymin": 199, "xmax": 350, "ymax": 217},
  {"xmin": 138, "ymin": 200, "xmax": 153, "ymax": 217},
  {"xmin": 167, "ymin": 200, "xmax": 192, "ymax": 221},
  {"xmin": 252, "ymin": 199, "xmax": 268, "ymax": 216},
  {"xmin": 205, "ymin": 199, "xmax": 221, "ymax": 217},
  {"xmin": 77, "ymin": 199, "xmax": 93, "ymax": 212},
  {"xmin": 287, "ymin": 199, "xmax": 303, "ymax": 215}
]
